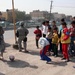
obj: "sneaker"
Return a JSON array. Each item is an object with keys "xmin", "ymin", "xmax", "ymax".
[
  {"xmin": 65, "ymin": 59, "xmax": 70, "ymax": 62},
  {"xmin": 46, "ymin": 61, "xmax": 52, "ymax": 64}
]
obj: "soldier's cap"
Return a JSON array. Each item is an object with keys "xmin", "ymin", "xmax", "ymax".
[{"xmin": 20, "ymin": 21, "xmax": 24, "ymax": 26}]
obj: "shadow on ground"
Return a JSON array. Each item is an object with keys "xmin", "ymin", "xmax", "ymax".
[
  {"xmin": 50, "ymin": 61, "xmax": 67, "ymax": 67},
  {"xmin": 3, "ymin": 59, "xmax": 38, "ymax": 69},
  {"xmin": 5, "ymin": 43, "xmax": 11, "ymax": 47},
  {"xmin": 0, "ymin": 72, "xmax": 5, "ymax": 75},
  {"xmin": 27, "ymin": 50, "xmax": 40, "ymax": 56},
  {"xmin": 20, "ymin": 49, "xmax": 40, "ymax": 56}
]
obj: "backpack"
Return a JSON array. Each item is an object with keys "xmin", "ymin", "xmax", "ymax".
[{"xmin": 15, "ymin": 31, "xmax": 19, "ymax": 37}]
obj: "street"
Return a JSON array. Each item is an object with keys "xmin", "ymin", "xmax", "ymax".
[
  {"xmin": 4, "ymin": 28, "xmax": 35, "ymax": 40},
  {"xmin": 0, "ymin": 28, "xmax": 75, "ymax": 75}
]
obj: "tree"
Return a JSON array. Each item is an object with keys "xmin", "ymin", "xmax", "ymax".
[
  {"xmin": 6, "ymin": 9, "xmax": 31, "ymax": 22},
  {"xmin": 15, "ymin": 10, "xmax": 31, "ymax": 21},
  {"xmin": 15, "ymin": 10, "xmax": 26, "ymax": 21},
  {"xmin": 25, "ymin": 14, "xmax": 31, "ymax": 21}
]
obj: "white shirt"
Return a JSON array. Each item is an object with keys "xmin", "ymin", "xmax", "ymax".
[
  {"xmin": 41, "ymin": 25, "xmax": 48, "ymax": 34},
  {"xmin": 39, "ymin": 37, "xmax": 49, "ymax": 48}
]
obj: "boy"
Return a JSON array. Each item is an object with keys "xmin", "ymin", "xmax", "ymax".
[
  {"xmin": 52, "ymin": 28, "xmax": 59, "ymax": 57},
  {"xmin": 69, "ymin": 21, "xmax": 75, "ymax": 56},
  {"xmin": 61, "ymin": 22, "xmax": 70, "ymax": 62},
  {"xmin": 46, "ymin": 27, "xmax": 53, "ymax": 55},
  {"xmin": 39, "ymin": 35, "xmax": 51, "ymax": 64},
  {"xmin": 41, "ymin": 21, "xmax": 49, "ymax": 37},
  {"xmin": 52, "ymin": 21, "xmax": 58, "ymax": 31},
  {"xmin": 59, "ymin": 18, "xmax": 65, "ymax": 53},
  {"xmin": 34, "ymin": 26, "xmax": 42, "ymax": 48}
]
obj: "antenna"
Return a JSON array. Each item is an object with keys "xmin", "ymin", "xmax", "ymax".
[{"xmin": 50, "ymin": 0, "xmax": 53, "ymax": 20}]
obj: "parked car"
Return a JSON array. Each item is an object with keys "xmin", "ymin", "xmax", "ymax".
[{"xmin": 0, "ymin": 21, "xmax": 10, "ymax": 28}]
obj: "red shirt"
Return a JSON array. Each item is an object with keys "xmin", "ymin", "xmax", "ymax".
[
  {"xmin": 34, "ymin": 29, "xmax": 42, "ymax": 37},
  {"xmin": 69, "ymin": 27, "xmax": 75, "ymax": 37},
  {"xmin": 63, "ymin": 27, "xmax": 70, "ymax": 40}
]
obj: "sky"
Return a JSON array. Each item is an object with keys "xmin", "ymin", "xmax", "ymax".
[{"xmin": 0, "ymin": 0, "xmax": 75, "ymax": 16}]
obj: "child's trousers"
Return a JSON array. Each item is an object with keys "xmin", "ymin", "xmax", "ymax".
[
  {"xmin": 52, "ymin": 44, "xmax": 58, "ymax": 56},
  {"xmin": 40, "ymin": 45, "xmax": 51, "ymax": 62},
  {"xmin": 62, "ymin": 44, "xmax": 69, "ymax": 60}
]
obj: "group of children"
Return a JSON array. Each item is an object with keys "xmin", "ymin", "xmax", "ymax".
[
  {"xmin": 34, "ymin": 20, "xmax": 75, "ymax": 63},
  {"xmin": 0, "ymin": 19, "xmax": 75, "ymax": 63}
]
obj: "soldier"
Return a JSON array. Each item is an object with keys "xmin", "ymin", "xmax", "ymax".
[{"xmin": 16, "ymin": 22, "xmax": 29, "ymax": 52}]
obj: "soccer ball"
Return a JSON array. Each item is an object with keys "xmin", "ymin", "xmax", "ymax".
[{"xmin": 9, "ymin": 55, "xmax": 15, "ymax": 62}]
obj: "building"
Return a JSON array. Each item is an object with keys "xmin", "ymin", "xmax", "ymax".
[
  {"xmin": 1, "ymin": 9, "xmax": 12, "ymax": 21},
  {"xmin": 1, "ymin": 12, "xmax": 7, "ymax": 20},
  {"xmin": 1, "ymin": 9, "xmax": 14, "ymax": 22},
  {"xmin": 1, "ymin": 9, "xmax": 26, "ymax": 22},
  {"xmin": 52, "ymin": 12, "xmax": 66, "ymax": 21},
  {"xmin": 30, "ymin": 10, "xmax": 49, "ymax": 20},
  {"xmin": 66, "ymin": 15, "xmax": 72, "ymax": 21},
  {"xmin": 6, "ymin": 9, "xmax": 13, "ymax": 22}
]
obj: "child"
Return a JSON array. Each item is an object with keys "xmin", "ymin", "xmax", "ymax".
[
  {"xmin": 39, "ymin": 35, "xmax": 52, "ymax": 64},
  {"xmin": 41, "ymin": 21, "xmax": 49, "ymax": 38},
  {"xmin": 69, "ymin": 21, "xmax": 75, "ymax": 56},
  {"xmin": 46, "ymin": 27, "xmax": 53, "ymax": 55},
  {"xmin": 52, "ymin": 28, "xmax": 59, "ymax": 57},
  {"xmin": 34, "ymin": 26, "xmax": 42, "ymax": 48},
  {"xmin": 61, "ymin": 22, "xmax": 70, "ymax": 62}
]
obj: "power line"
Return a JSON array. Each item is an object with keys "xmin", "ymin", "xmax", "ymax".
[{"xmin": 53, "ymin": 6, "xmax": 75, "ymax": 8}]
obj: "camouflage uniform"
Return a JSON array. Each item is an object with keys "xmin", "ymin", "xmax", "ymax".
[{"xmin": 16, "ymin": 22, "xmax": 29, "ymax": 52}]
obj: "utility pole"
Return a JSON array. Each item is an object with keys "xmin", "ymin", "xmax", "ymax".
[
  {"xmin": 12, "ymin": 0, "xmax": 16, "ymax": 43},
  {"xmin": 50, "ymin": 0, "xmax": 53, "ymax": 21}
]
